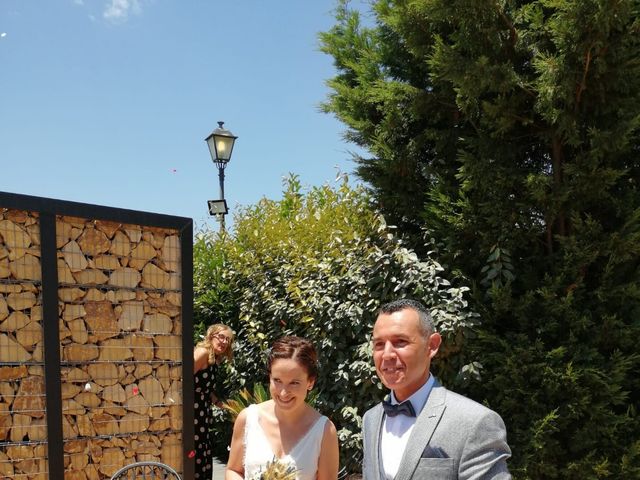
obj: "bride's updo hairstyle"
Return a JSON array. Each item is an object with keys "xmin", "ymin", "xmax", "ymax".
[{"xmin": 267, "ymin": 336, "xmax": 319, "ymax": 381}]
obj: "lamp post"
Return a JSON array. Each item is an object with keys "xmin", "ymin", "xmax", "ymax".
[{"xmin": 205, "ymin": 121, "xmax": 237, "ymax": 232}]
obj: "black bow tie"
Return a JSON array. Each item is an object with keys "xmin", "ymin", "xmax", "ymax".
[{"xmin": 382, "ymin": 398, "xmax": 416, "ymax": 417}]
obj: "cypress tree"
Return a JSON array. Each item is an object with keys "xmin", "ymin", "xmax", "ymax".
[{"xmin": 321, "ymin": 1, "xmax": 640, "ymax": 477}]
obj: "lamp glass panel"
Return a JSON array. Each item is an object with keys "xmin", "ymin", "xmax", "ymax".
[
  {"xmin": 214, "ymin": 135, "xmax": 234, "ymax": 161},
  {"xmin": 206, "ymin": 136, "xmax": 218, "ymax": 162}
]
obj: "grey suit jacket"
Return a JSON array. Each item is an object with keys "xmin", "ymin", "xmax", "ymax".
[{"xmin": 362, "ymin": 379, "xmax": 511, "ymax": 480}]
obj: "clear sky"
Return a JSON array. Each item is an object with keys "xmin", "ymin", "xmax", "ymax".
[{"xmin": 1, "ymin": 0, "xmax": 367, "ymax": 232}]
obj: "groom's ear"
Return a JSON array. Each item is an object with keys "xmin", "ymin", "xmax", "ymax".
[{"xmin": 428, "ymin": 332, "xmax": 442, "ymax": 359}]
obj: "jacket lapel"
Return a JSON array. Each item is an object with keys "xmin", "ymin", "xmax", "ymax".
[
  {"xmin": 370, "ymin": 404, "xmax": 385, "ymax": 480},
  {"xmin": 393, "ymin": 381, "xmax": 447, "ymax": 480}
]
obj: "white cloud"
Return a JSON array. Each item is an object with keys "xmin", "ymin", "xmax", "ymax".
[
  {"xmin": 103, "ymin": 0, "xmax": 141, "ymax": 23},
  {"xmin": 73, "ymin": 0, "xmax": 84, "ymax": 5},
  {"xmin": 0, "ymin": 32, "xmax": 6, "ymax": 38}
]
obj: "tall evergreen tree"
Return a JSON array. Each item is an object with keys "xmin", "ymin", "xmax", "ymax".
[{"xmin": 321, "ymin": 1, "xmax": 640, "ymax": 477}]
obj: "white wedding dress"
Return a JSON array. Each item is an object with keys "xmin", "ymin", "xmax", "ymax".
[{"xmin": 243, "ymin": 404, "xmax": 328, "ymax": 480}]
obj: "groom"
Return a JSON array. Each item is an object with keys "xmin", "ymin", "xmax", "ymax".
[{"xmin": 362, "ymin": 299, "xmax": 512, "ymax": 479}]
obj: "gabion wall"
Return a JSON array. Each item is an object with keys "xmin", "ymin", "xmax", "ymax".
[{"xmin": 0, "ymin": 193, "xmax": 193, "ymax": 480}]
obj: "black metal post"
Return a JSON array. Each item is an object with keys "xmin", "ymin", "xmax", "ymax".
[
  {"xmin": 217, "ymin": 165, "xmax": 226, "ymax": 232},
  {"xmin": 40, "ymin": 212, "xmax": 64, "ymax": 480},
  {"xmin": 180, "ymin": 219, "xmax": 195, "ymax": 480}
]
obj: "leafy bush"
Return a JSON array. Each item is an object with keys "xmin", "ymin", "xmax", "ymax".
[
  {"xmin": 193, "ymin": 227, "xmax": 237, "ymax": 339},
  {"xmin": 194, "ymin": 176, "xmax": 477, "ymax": 471}
]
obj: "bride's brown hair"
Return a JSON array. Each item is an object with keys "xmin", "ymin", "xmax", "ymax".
[{"xmin": 267, "ymin": 336, "xmax": 318, "ymax": 381}]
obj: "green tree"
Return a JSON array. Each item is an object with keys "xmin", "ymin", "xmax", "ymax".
[
  {"xmin": 194, "ymin": 176, "xmax": 478, "ymax": 471},
  {"xmin": 193, "ymin": 227, "xmax": 237, "ymax": 339},
  {"xmin": 321, "ymin": 1, "xmax": 640, "ymax": 478}
]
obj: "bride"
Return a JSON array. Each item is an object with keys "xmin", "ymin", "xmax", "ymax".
[{"xmin": 225, "ymin": 336, "xmax": 339, "ymax": 480}]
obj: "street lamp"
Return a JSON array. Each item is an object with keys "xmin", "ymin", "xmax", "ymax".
[{"xmin": 205, "ymin": 121, "xmax": 237, "ymax": 232}]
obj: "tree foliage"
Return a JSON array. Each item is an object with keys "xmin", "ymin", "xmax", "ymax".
[
  {"xmin": 320, "ymin": 1, "xmax": 640, "ymax": 477},
  {"xmin": 193, "ymin": 229, "xmax": 237, "ymax": 339},
  {"xmin": 193, "ymin": 176, "xmax": 477, "ymax": 471}
]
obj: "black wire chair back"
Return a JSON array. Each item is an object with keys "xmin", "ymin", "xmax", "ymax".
[{"xmin": 109, "ymin": 461, "xmax": 182, "ymax": 480}]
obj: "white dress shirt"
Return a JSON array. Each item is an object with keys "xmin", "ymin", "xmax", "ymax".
[{"xmin": 380, "ymin": 375, "xmax": 435, "ymax": 479}]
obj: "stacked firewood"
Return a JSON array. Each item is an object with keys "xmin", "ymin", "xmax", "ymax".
[{"xmin": 0, "ymin": 209, "xmax": 185, "ymax": 479}]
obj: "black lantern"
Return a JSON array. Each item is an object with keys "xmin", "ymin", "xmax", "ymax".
[{"xmin": 205, "ymin": 121, "xmax": 237, "ymax": 167}]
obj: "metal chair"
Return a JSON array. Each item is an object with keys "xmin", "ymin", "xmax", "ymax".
[{"xmin": 109, "ymin": 461, "xmax": 182, "ymax": 480}]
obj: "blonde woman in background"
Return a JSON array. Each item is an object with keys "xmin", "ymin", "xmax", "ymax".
[{"xmin": 194, "ymin": 323, "xmax": 235, "ymax": 480}]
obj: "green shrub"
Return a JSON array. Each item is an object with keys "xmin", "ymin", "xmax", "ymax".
[
  {"xmin": 193, "ymin": 227, "xmax": 237, "ymax": 339},
  {"xmin": 194, "ymin": 175, "xmax": 477, "ymax": 471}
]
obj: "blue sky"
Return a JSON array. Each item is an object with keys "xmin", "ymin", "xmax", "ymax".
[{"xmin": 0, "ymin": 0, "xmax": 368, "ymax": 231}]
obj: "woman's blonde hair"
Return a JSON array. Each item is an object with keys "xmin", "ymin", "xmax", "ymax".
[{"xmin": 196, "ymin": 323, "xmax": 234, "ymax": 365}]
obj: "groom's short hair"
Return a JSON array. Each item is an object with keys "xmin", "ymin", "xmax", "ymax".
[{"xmin": 377, "ymin": 299, "xmax": 435, "ymax": 337}]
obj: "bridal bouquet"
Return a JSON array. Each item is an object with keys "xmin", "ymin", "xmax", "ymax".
[{"xmin": 249, "ymin": 458, "xmax": 298, "ymax": 480}]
